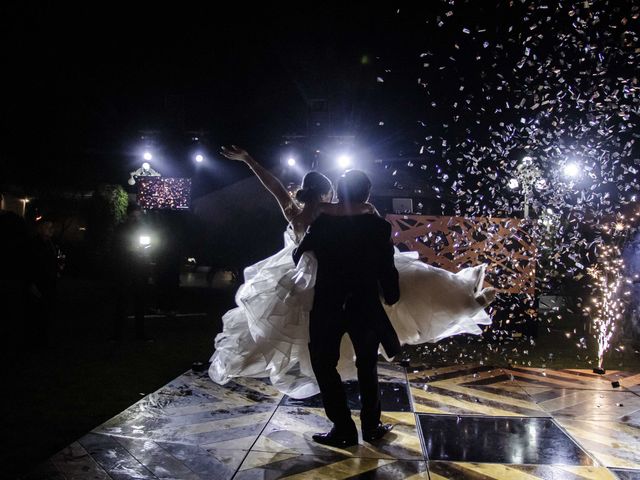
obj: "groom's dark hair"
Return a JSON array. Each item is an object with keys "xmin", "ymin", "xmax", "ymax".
[{"xmin": 337, "ymin": 169, "xmax": 372, "ymax": 204}]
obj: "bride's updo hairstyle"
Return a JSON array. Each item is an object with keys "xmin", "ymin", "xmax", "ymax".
[{"xmin": 295, "ymin": 171, "xmax": 333, "ymax": 204}]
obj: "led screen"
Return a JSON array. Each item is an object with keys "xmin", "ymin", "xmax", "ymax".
[{"xmin": 137, "ymin": 177, "xmax": 191, "ymax": 210}]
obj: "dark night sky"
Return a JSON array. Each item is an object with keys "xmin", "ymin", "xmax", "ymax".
[
  {"xmin": 5, "ymin": 1, "xmax": 632, "ymax": 210},
  {"xmin": 1, "ymin": 3, "xmax": 417, "ymax": 193}
]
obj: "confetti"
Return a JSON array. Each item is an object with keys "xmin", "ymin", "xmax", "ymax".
[{"xmin": 374, "ymin": 0, "xmax": 640, "ymax": 368}]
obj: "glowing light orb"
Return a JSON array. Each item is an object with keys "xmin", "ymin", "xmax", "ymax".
[
  {"xmin": 564, "ymin": 162, "xmax": 580, "ymax": 178},
  {"xmin": 337, "ymin": 155, "xmax": 352, "ymax": 168}
]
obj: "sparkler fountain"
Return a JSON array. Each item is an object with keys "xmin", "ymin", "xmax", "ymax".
[
  {"xmin": 587, "ymin": 245, "xmax": 626, "ymax": 373},
  {"xmin": 585, "ymin": 214, "xmax": 638, "ymax": 373}
]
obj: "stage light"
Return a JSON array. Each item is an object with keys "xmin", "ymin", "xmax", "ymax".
[
  {"xmin": 143, "ymin": 151, "xmax": 153, "ymax": 161},
  {"xmin": 195, "ymin": 154, "xmax": 204, "ymax": 163},
  {"xmin": 338, "ymin": 155, "xmax": 352, "ymax": 168},
  {"xmin": 142, "ymin": 162, "xmax": 151, "ymax": 171},
  {"xmin": 139, "ymin": 235, "xmax": 151, "ymax": 247},
  {"xmin": 287, "ymin": 157, "xmax": 296, "ymax": 166},
  {"xmin": 508, "ymin": 178, "xmax": 519, "ymax": 189},
  {"xmin": 564, "ymin": 162, "xmax": 579, "ymax": 178}
]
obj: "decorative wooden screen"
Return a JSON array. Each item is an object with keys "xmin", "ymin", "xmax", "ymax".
[{"xmin": 386, "ymin": 215, "xmax": 536, "ymax": 295}]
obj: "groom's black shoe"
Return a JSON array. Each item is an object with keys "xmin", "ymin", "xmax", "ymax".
[
  {"xmin": 362, "ymin": 423, "xmax": 394, "ymax": 442},
  {"xmin": 312, "ymin": 428, "xmax": 358, "ymax": 448}
]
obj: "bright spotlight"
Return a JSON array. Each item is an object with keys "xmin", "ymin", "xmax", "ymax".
[
  {"xmin": 508, "ymin": 178, "xmax": 519, "ymax": 189},
  {"xmin": 139, "ymin": 235, "xmax": 151, "ymax": 246},
  {"xmin": 143, "ymin": 151, "xmax": 153, "ymax": 161},
  {"xmin": 195, "ymin": 154, "xmax": 204, "ymax": 163},
  {"xmin": 564, "ymin": 162, "xmax": 579, "ymax": 178},
  {"xmin": 142, "ymin": 162, "xmax": 151, "ymax": 171},
  {"xmin": 287, "ymin": 157, "xmax": 296, "ymax": 166},
  {"xmin": 337, "ymin": 155, "xmax": 352, "ymax": 168}
]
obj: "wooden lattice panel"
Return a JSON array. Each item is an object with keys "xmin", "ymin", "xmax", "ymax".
[{"xmin": 386, "ymin": 215, "xmax": 536, "ymax": 295}]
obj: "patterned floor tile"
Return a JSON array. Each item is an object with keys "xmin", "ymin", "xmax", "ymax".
[
  {"xmin": 158, "ymin": 441, "xmax": 243, "ymax": 479},
  {"xmin": 555, "ymin": 418, "xmax": 640, "ymax": 469},
  {"xmin": 112, "ymin": 436, "xmax": 204, "ymax": 479},
  {"xmin": 27, "ymin": 363, "xmax": 640, "ymax": 480},
  {"xmin": 378, "ymin": 362, "xmax": 409, "ymax": 382},
  {"xmin": 235, "ymin": 450, "xmax": 428, "ymax": 480},
  {"xmin": 283, "ymin": 381, "xmax": 412, "ymax": 412},
  {"xmin": 96, "ymin": 402, "xmax": 277, "ymax": 449},
  {"xmin": 94, "ymin": 373, "xmax": 283, "ymax": 452},
  {"xmin": 409, "ymin": 365, "xmax": 546, "ymax": 417},
  {"xmin": 77, "ymin": 432, "xmax": 159, "ymax": 479},
  {"xmin": 418, "ymin": 414, "xmax": 595, "ymax": 465},
  {"xmin": 253, "ymin": 406, "xmax": 424, "ymax": 460},
  {"xmin": 407, "ymin": 364, "xmax": 510, "ymax": 384},
  {"xmin": 526, "ymin": 389, "xmax": 640, "ymax": 421},
  {"xmin": 508, "ymin": 367, "xmax": 640, "ymax": 392},
  {"xmin": 428, "ymin": 461, "xmax": 618, "ymax": 479},
  {"xmin": 611, "ymin": 468, "xmax": 640, "ymax": 479},
  {"xmin": 50, "ymin": 441, "xmax": 110, "ymax": 479},
  {"xmin": 621, "ymin": 374, "xmax": 640, "ymax": 396}
]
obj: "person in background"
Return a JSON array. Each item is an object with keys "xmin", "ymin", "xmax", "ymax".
[
  {"xmin": 154, "ymin": 213, "xmax": 183, "ymax": 316},
  {"xmin": 27, "ymin": 215, "xmax": 62, "ymax": 348},
  {"xmin": 111, "ymin": 204, "xmax": 152, "ymax": 341}
]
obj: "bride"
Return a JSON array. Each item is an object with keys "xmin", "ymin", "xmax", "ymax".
[{"xmin": 209, "ymin": 146, "xmax": 496, "ymax": 398}]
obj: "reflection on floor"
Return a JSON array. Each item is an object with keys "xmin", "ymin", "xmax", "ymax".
[{"xmin": 26, "ymin": 363, "xmax": 640, "ymax": 479}]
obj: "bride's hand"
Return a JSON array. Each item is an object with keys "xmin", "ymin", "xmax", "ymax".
[
  {"xmin": 364, "ymin": 202, "xmax": 380, "ymax": 216},
  {"xmin": 220, "ymin": 145, "xmax": 253, "ymax": 163}
]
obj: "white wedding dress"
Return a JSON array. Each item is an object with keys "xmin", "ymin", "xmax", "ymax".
[{"xmin": 209, "ymin": 225, "xmax": 492, "ymax": 398}]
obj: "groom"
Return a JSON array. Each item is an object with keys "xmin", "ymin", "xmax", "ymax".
[{"xmin": 293, "ymin": 169, "xmax": 401, "ymax": 448}]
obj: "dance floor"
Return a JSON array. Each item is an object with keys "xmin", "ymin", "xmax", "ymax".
[{"xmin": 26, "ymin": 363, "xmax": 640, "ymax": 479}]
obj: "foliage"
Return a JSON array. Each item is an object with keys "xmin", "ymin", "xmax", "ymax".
[{"xmin": 86, "ymin": 184, "xmax": 129, "ymax": 270}]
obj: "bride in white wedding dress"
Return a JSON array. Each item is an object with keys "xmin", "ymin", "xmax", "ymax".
[{"xmin": 209, "ymin": 146, "xmax": 496, "ymax": 398}]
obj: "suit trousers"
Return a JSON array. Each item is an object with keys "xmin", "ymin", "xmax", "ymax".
[{"xmin": 308, "ymin": 295, "xmax": 382, "ymax": 434}]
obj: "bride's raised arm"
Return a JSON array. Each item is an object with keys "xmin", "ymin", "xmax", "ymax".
[{"xmin": 221, "ymin": 145, "xmax": 300, "ymax": 222}]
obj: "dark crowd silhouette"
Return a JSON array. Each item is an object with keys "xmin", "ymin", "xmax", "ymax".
[
  {"xmin": 1, "ymin": 202, "xmax": 189, "ymax": 353},
  {"xmin": 1, "ymin": 211, "xmax": 64, "ymax": 350}
]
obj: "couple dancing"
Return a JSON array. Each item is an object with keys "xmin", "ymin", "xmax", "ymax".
[{"xmin": 209, "ymin": 146, "xmax": 496, "ymax": 447}]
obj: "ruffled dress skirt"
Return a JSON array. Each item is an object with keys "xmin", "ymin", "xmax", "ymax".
[{"xmin": 209, "ymin": 232, "xmax": 492, "ymax": 398}]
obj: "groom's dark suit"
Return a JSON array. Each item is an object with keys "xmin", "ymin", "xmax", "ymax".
[{"xmin": 293, "ymin": 213, "xmax": 400, "ymax": 434}]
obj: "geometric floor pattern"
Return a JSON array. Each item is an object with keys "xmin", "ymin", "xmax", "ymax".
[{"xmin": 23, "ymin": 363, "xmax": 640, "ymax": 479}]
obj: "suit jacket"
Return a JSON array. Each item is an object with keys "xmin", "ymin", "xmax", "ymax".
[{"xmin": 293, "ymin": 213, "xmax": 401, "ymax": 357}]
